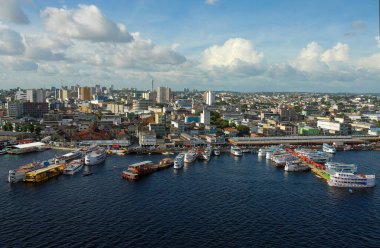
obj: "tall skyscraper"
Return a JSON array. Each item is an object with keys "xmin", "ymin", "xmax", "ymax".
[
  {"xmin": 156, "ymin": 86, "xmax": 171, "ymax": 104},
  {"xmin": 78, "ymin": 87, "xmax": 92, "ymax": 101},
  {"xmin": 58, "ymin": 89, "xmax": 69, "ymax": 100},
  {"xmin": 201, "ymin": 107, "xmax": 211, "ymax": 125},
  {"xmin": 205, "ymin": 91, "xmax": 215, "ymax": 106},
  {"xmin": 26, "ymin": 89, "xmax": 46, "ymax": 102}
]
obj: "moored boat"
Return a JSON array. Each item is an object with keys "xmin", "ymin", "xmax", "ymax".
[
  {"xmin": 55, "ymin": 150, "xmax": 83, "ymax": 164},
  {"xmin": 230, "ymin": 146, "xmax": 242, "ymax": 157},
  {"xmin": 8, "ymin": 160, "xmax": 50, "ymax": 183},
  {"xmin": 284, "ymin": 160, "xmax": 310, "ymax": 172},
  {"xmin": 174, "ymin": 153, "xmax": 185, "ymax": 169},
  {"xmin": 213, "ymin": 148, "xmax": 221, "ymax": 156},
  {"xmin": 325, "ymin": 162, "xmax": 357, "ymax": 173},
  {"xmin": 322, "ymin": 143, "xmax": 336, "ymax": 154},
  {"xmin": 63, "ymin": 159, "xmax": 84, "ymax": 175},
  {"xmin": 327, "ymin": 171, "xmax": 376, "ymax": 188},
  {"xmin": 122, "ymin": 161, "xmax": 157, "ymax": 181},
  {"xmin": 85, "ymin": 147, "xmax": 107, "ymax": 165},
  {"xmin": 184, "ymin": 150, "xmax": 197, "ymax": 163}
]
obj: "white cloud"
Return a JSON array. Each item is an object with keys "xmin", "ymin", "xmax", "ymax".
[
  {"xmin": 292, "ymin": 42, "xmax": 349, "ymax": 72},
  {"xmin": 292, "ymin": 41, "xmax": 323, "ymax": 71},
  {"xmin": 0, "ymin": 0, "xmax": 29, "ymax": 24},
  {"xmin": 41, "ymin": 4, "xmax": 133, "ymax": 43},
  {"xmin": 1, "ymin": 56, "xmax": 38, "ymax": 71},
  {"xmin": 24, "ymin": 35, "xmax": 71, "ymax": 61},
  {"xmin": 203, "ymin": 38, "xmax": 263, "ymax": 68},
  {"xmin": 376, "ymin": 36, "xmax": 380, "ymax": 48},
  {"xmin": 205, "ymin": 0, "xmax": 219, "ymax": 5},
  {"xmin": 0, "ymin": 25, "xmax": 25, "ymax": 55},
  {"xmin": 320, "ymin": 43, "xmax": 349, "ymax": 63}
]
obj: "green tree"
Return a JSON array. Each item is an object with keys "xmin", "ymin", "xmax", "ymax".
[
  {"xmin": 15, "ymin": 124, "xmax": 21, "ymax": 132},
  {"xmin": 237, "ymin": 125, "xmax": 250, "ymax": 135},
  {"xmin": 21, "ymin": 125, "xmax": 28, "ymax": 132},
  {"xmin": 35, "ymin": 126, "xmax": 42, "ymax": 135},
  {"xmin": 27, "ymin": 124, "xmax": 34, "ymax": 133}
]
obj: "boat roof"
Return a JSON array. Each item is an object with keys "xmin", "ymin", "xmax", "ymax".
[
  {"xmin": 26, "ymin": 163, "xmax": 64, "ymax": 175},
  {"xmin": 129, "ymin": 161, "xmax": 153, "ymax": 167},
  {"xmin": 14, "ymin": 142, "xmax": 46, "ymax": 149}
]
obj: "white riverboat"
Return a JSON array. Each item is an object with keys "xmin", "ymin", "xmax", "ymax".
[
  {"xmin": 174, "ymin": 153, "xmax": 185, "ymax": 169},
  {"xmin": 200, "ymin": 147, "xmax": 212, "ymax": 161},
  {"xmin": 325, "ymin": 162, "xmax": 357, "ymax": 173},
  {"xmin": 55, "ymin": 150, "xmax": 83, "ymax": 164},
  {"xmin": 63, "ymin": 159, "xmax": 84, "ymax": 175},
  {"xmin": 284, "ymin": 160, "xmax": 310, "ymax": 172},
  {"xmin": 184, "ymin": 150, "xmax": 197, "ymax": 163},
  {"xmin": 327, "ymin": 171, "xmax": 376, "ymax": 188},
  {"xmin": 258, "ymin": 148, "xmax": 267, "ymax": 157},
  {"xmin": 230, "ymin": 146, "xmax": 243, "ymax": 156},
  {"xmin": 85, "ymin": 147, "xmax": 106, "ymax": 165},
  {"xmin": 322, "ymin": 143, "xmax": 336, "ymax": 154}
]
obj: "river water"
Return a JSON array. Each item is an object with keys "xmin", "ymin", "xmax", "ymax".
[{"xmin": 1, "ymin": 150, "xmax": 379, "ymax": 247}]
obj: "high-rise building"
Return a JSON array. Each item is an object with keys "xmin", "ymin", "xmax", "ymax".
[
  {"xmin": 7, "ymin": 101, "xmax": 23, "ymax": 118},
  {"xmin": 26, "ymin": 89, "xmax": 46, "ymax": 103},
  {"xmin": 143, "ymin": 91, "xmax": 157, "ymax": 105},
  {"xmin": 58, "ymin": 89, "xmax": 69, "ymax": 101},
  {"xmin": 78, "ymin": 87, "xmax": 92, "ymax": 101},
  {"xmin": 204, "ymin": 91, "xmax": 215, "ymax": 106},
  {"xmin": 200, "ymin": 107, "xmax": 211, "ymax": 125},
  {"xmin": 156, "ymin": 86, "xmax": 171, "ymax": 104},
  {"xmin": 15, "ymin": 89, "xmax": 27, "ymax": 101},
  {"xmin": 36, "ymin": 89, "xmax": 46, "ymax": 102},
  {"xmin": 22, "ymin": 102, "xmax": 49, "ymax": 118}
]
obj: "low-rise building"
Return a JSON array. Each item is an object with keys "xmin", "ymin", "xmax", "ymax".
[{"xmin": 139, "ymin": 131, "xmax": 156, "ymax": 146}]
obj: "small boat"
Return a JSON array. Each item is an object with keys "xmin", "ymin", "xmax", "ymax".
[
  {"xmin": 213, "ymin": 148, "xmax": 220, "ymax": 156},
  {"xmin": 230, "ymin": 146, "xmax": 243, "ymax": 157},
  {"xmin": 174, "ymin": 153, "xmax": 185, "ymax": 169},
  {"xmin": 63, "ymin": 159, "xmax": 84, "ymax": 175},
  {"xmin": 184, "ymin": 150, "xmax": 197, "ymax": 163},
  {"xmin": 322, "ymin": 143, "xmax": 336, "ymax": 154},
  {"xmin": 284, "ymin": 160, "xmax": 310, "ymax": 172}
]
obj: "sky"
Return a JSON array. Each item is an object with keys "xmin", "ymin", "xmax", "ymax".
[{"xmin": 0, "ymin": 0, "xmax": 379, "ymax": 92}]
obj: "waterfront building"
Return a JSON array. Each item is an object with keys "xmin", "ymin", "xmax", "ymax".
[
  {"xmin": 317, "ymin": 120, "xmax": 351, "ymax": 135},
  {"xmin": 139, "ymin": 131, "xmax": 157, "ymax": 146},
  {"xmin": 298, "ymin": 126, "xmax": 320, "ymax": 136},
  {"xmin": 149, "ymin": 123, "xmax": 166, "ymax": 137}
]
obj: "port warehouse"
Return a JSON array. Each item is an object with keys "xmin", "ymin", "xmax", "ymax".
[{"xmin": 228, "ymin": 135, "xmax": 380, "ymax": 147}]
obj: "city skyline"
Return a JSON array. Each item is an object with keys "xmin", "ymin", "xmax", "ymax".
[{"xmin": 0, "ymin": 0, "xmax": 379, "ymax": 92}]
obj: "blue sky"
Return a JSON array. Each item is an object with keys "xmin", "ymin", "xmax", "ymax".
[{"xmin": 0, "ymin": 0, "xmax": 379, "ymax": 92}]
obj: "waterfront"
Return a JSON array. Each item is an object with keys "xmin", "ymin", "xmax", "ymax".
[{"xmin": 1, "ymin": 150, "xmax": 380, "ymax": 247}]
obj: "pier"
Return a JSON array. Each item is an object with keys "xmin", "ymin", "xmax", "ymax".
[{"xmin": 286, "ymin": 148, "xmax": 331, "ymax": 181}]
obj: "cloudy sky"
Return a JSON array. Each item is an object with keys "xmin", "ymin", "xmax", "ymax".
[{"xmin": 0, "ymin": 0, "xmax": 379, "ymax": 92}]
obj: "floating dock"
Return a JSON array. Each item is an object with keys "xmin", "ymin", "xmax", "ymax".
[
  {"xmin": 286, "ymin": 148, "xmax": 331, "ymax": 181},
  {"xmin": 24, "ymin": 163, "xmax": 66, "ymax": 183}
]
